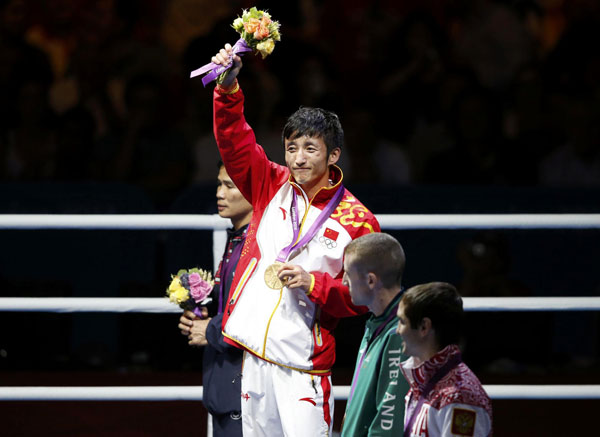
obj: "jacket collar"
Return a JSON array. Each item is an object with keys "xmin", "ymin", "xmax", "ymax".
[
  {"xmin": 289, "ymin": 165, "xmax": 344, "ymax": 207},
  {"xmin": 401, "ymin": 344, "xmax": 461, "ymax": 391},
  {"xmin": 227, "ymin": 223, "xmax": 249, "ymax": 241}
]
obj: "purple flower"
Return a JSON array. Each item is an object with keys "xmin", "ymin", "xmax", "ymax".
[{"xmin": 188, "ymin": 272, "xmax": 213, "ymax": 302}]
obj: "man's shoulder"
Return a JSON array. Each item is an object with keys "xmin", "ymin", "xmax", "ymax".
[
  {"xmin": 331, "ymin": 187, "xmax": 380, "ymax": 234},
  {"xmin": 431, "ymin": 365, "xmax": 490, "ymax": 410}
]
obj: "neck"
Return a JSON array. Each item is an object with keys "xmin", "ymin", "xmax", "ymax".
[
  {"xmin": 302, "ymin": 170, "xmax": 332, "ymax": 200},
  {"xmin": 231, "ymin": 212, "xmax": 252, "ymax": 231},
  {"xmin": 369, "ymin": 286, "xmax": 402, "ymax": 317},
  {"xmin": 413, "ymin": 343, "xmax": 440, "ymax": 366}
]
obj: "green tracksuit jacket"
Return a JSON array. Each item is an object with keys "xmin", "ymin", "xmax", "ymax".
[{"xmin": 341, "ymin": 292, "xmax": 409, "ymax": 436}]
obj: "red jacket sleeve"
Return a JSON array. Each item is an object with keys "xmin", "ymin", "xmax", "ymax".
[
  {"xmin": 308, "ymin": 208, "xmax": 380, "ymax": 317},
  {"xmin": 309, "ymin": 271, "xmax": 369, "ymax": 318},
  {"xmin": 213, "ymin": 86, "xmax": 288, "ymax": 209}
]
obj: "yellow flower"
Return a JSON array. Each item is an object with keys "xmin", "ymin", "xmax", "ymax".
[
  {"xmin": 168, "ymin": 277, "xmax": 182, "ymax": 292},
  {"xmin": 167, "ymin": 277, "xmax": 190, "ymax": 304},
  {"xmin": 170, "ymin": 286, "xmax": 189, "ymax": 304},
  {"xmin": 232, "ymin": 17, "xmax": 244, "ymax": 32},
  {"xmin": 256, "ymin": 38, "xmax": 275, "ymax": 58},
  {"xmin": 270, "ymin": 27, "xmax": 281, "ymax": 41}
]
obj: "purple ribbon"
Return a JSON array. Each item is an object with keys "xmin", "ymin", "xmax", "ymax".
[
  {"xmin": 403, "ymin": 354, "xmax": 462, "ymax": 436},
  {"xmin": 217, "ymin": 227, "xmax": 247, "ymax": 314},
  {"xmin": 192, "ymin": 307, "xmax": 205, "ymax": 318},
  {"xmin": 348, "ymin": 305, "xmax": 399, "ymax": 403},
  {"xmin": 276, "ymin": 185, "xmax": 344, "ymax": 263},
  {"xmin": 190, "ymin": 38, "xmax": 252, "ymax": 87}
]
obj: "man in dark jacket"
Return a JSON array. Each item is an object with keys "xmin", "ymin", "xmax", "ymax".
[{"xmin": 178, "ymin": 163, "xmax": 252, "ymax": 436}]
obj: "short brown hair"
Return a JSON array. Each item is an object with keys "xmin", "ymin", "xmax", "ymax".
[
  {"xmin": 401, "ymin": 282, "xmax": 463, "ymax": 348},
  {"xmin": 344, "ymin": 233, "xmax": 405, "ymax": 288}
]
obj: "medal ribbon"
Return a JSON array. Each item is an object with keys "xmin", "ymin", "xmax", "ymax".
[
  {"xmin": 403, "ymin": 353, "xmax": 462, "ymax": 437},
  {"xmin": 218, "ymin": 227, "xmax": 248, "ymax": 314},
  {"xmin": 348, "ymin": 303, "xmax": 399, "ymax": 403},
  {"xmin": 275, "ymin": 185, "xmax": 344, "ymax": 263}
]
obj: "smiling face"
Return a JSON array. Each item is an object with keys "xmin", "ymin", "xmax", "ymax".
[
  {"xmin": 216, "ymin": 166, "xmax": 252, "ymax": 229},
  {"xmin": 284, "ymin": 134, "xmax": 340, "ymax": 198}
]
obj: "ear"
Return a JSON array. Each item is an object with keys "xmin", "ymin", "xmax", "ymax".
[
  {"xmin": 327, "ymin": 147, "xmax": 341, "ymax": 166},
  {"xmin": 366, "ymin": 272, "xmax": 378, "ymax": 290},
  {"xmin": 419, "ymin": 317, "xmax": 433, "ymax": 338}
]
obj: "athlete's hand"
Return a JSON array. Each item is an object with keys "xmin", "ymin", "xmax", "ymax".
[
  {"xmin": 211, "ymin": 43, "xmax": 243, "ymax": 90},
  {"xmin": 277, "ymin": 263, "xmax": 313, "ymax": 293},
  {"xmin": 178, "ymin": 310, "xmax": 197, "ymax": 336},
  {"xmin": 188, "ymin": 318, "xmax": 211, "ymax": 347}
]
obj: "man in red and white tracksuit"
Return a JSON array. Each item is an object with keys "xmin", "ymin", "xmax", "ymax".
[
  {"xmin": 397, "ymin": 282, "xmax": 493, "ymax": 437},
  {"xmin": 210, "ymin": 44, "xmax": 380, "ymax": 436}
]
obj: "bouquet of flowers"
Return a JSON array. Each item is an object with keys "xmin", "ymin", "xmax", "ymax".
[
  {"xmin": 190, "ymin": 7, "xmax": 281, "ymax": 86},
  {"xmin": 166, "ymin": 268, "xmax": 214, "ymax": 317}
]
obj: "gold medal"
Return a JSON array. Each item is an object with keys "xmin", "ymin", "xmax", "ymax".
[{"xmin": 264, "ymin": 262, "xmax": 284, "ymax": 289}]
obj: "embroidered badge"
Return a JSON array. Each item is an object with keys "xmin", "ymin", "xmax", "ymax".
[
  {"xmin": 451, "ymin": 408, "xmax": 476, "ymax": 436},
  {"xmin": 319, "ymin": 227, "xmax": 339, "ymax": 249},
  {"xmin": 323, "ymin": 227, "xmax": 339, "ymax": 241}
]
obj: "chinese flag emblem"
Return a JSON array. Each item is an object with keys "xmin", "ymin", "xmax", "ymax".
[
  {"xmin": 323, "ymin": 228, "xmax": 339, "ymax": 241},
  {"xmin": 451, "ymin": 408, "xmax": 476, "ymax": 436}
]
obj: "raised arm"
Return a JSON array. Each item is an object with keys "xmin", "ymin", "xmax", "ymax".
[{"xmin": 211, "ymin": 44, "xmax": 288, "ymax": 207}]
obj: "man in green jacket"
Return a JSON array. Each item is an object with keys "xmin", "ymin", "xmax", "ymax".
[{"xmin": 341, "ymin": 232, "xmax": 410, "ymax": 436}]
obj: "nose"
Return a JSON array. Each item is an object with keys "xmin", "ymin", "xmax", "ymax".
[
  {"xmin": 295, "ymin": 149, "xmax": 307, "ymax": 166},
  {"xmin": 342, "ymin": 272, "xmax": 348, "ymax": 287},
  {"xmin": 216, "ymin": 185, "xmax": 225, "ymax": 199}
]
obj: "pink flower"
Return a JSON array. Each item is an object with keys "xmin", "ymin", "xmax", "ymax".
[
  {"xmin": 188, "ymin": 272, "xmax": 212, "ymax": 302},
  {"xmin": 244, "ymin": 18, "xmax": 260, "ymax": 34},
  {"xmin": 254, "ymin": 24, "xmax": 270, "ymax": 40}
]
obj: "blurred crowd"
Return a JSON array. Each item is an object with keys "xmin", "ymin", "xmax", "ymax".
[{"xmin": 1, "ymin": 0, "xmax": 600, "ymax": 211}]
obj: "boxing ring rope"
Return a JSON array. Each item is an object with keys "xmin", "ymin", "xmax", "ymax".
[
  {"xmin": 2, "ymin": 385, "xmax": 600, "ymax": 401},
  {"xmin": 1, "ymin": 213, "xmax": 599, "ymax": 230},
  {"xmin": 2, "ymin": 296, "xmax": 600, "ymax": 313},
  {"xmin": 1, "ymin": 213, "xmax": 600, "ymax": 406}
]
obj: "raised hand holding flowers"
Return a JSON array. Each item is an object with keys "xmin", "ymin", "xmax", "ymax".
[
  {"xmin": 190, "ymin": 7, "xmax": 281, "ymax": 86},
  {"xmin": 166, "ymin": 268, "xmax": 214, "ymax": 318}
]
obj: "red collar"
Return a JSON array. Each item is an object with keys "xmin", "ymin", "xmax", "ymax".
[
  {"xmin": 403, "ymin": 344, "xmax": 462, "ymax": 391},
  {"xmin": 289, "ymin": 165, "xmax": 344, "ymax": 207}
]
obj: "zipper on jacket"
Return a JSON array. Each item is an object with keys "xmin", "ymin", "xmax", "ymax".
[
  {"xmin": 261, "ymin": 184, "xmax": 309, "ymax": 357},
  {"xmin": 229, "ymin": 257, "xmax": 257, "ymax": 306},
  {"xmin": 261, "ymin": 288, "xmax": 284, "ymax": 358}
]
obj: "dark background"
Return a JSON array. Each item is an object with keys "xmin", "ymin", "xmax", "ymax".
[{"xmin": 1, "ymin": 0, "xmax": 599, "ymax": 435}]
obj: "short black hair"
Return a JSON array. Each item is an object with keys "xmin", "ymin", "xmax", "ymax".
[
  {"xmin": 401, "ymin": 282, "xmax": 463, "ymax": 349},
  {"xmin": 282, "ymin": 106, "xmax": 343, "ymax": 153}
]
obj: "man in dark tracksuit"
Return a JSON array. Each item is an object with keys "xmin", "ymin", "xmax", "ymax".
[{"xmin": 179, "ymin": 163, "xmax": 252, "ymax": 436}]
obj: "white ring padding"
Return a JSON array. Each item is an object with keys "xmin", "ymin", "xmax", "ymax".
[
  {"xmin": 0, "ymin": 214, "xmax": 231, "ymax": 230},
  {"xmin": 376, "ymin": 214, "xmax": 600, "ymax": 229},
  {"xmin": 0, "ymin": 214, "xmax": 599, "ymax": 230},
  {"xmin": 484, "ymin": 385, "xmax": 600, "ymax": 400},
  {"xmin": 0, "ymin": 386, "xmax": 203, "ymax": 401},
  {"xmin": 1, "ymin": 385, "xmax": 599, "ymax": 401},
  {"xmin": 1, "ymin": 297, "xmax": 600, "ymax": 313},
  {"xmin": 332, "ymin": 385, "xmax": 600, "ymax": 400},
  {"xmin": 0, "ymin": 298, "xmax": 180, "ymax": 313},
  {"xmin": 463, "ymin": 297, "xmax": 600, "ymax": 311}
]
